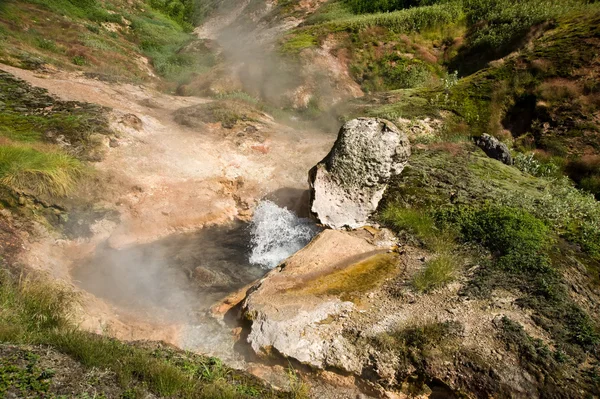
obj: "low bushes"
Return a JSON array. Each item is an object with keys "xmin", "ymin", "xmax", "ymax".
[
  {"xmin": 317, "ymin": 2, "xmax": 464, "ymax": 33},
  {"xmin": 438, "ymin": 204, "xmax": 552, "ymax": 274},
  {"xmin": 345, "ymin": 0, "xmax": 450, "ymax": 14}
]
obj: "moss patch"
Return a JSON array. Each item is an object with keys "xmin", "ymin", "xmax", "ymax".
[
  {"xmin": 173, "ymin": 99, "xmax": 262, "ymax": 129},
  {"xmin": 295, "ymin": 253, "xmax": 400, "ymax": 301},
  {"xmin": 0, "ymin": 69, "xmax": 110, "ymax": 158}
]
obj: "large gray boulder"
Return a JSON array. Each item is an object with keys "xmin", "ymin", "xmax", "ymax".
[{"xmin": 309, "ymin": 118, "xmax": 411, "ymax": 229}]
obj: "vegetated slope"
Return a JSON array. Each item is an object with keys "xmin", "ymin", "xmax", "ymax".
[
  {"xmin": 266, "ymin": 0, "xmax": 600, "ymax": 396},
  {"xmin": 287, "ymin": 0, "xmax": 600, "ymax": 197},
  {"xmin": 444, "ymin": 9, "xmax": 600, "ymax": 198},
  {"xmin": 0, "ymin": 0, "xmax": 599, "ymax": 397},
  {"xmin": 0, "ymin": 0, "xmax": 218, "ymax": 88},
  {"xmin": 371, "ymin": 141, "xmax": 600, "ymax": 397},
  {"xmin": 0, "ymin": 68, "xmax": 120, "ymax": 237},
  {"xmin": 0, "ymin": 270, "xmax": 300, "ymax": 398}
]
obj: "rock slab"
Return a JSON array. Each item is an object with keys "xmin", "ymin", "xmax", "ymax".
[
  {"xmin": 309, "ymin": 118, "xmax": 411, "ymax": 229},
  {"xmin": 241, "ymin": 229, "xmax": 394, "ymax": 370}
]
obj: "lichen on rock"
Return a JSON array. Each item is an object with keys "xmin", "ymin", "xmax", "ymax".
[{"xmin": 309, "ymin": 118, "xmax": 411, "ymax": 229}]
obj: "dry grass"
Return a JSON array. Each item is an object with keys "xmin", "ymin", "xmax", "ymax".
[{"xmin": 539, "ymin": 78, "xmax": 583, "ymax": 101}]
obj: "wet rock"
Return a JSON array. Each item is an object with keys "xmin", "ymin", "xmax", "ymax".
[
  {"xmin": 309, "ymin": 118, "xmax": 411, "ymax": 229},
  {"xmin": 475, "ymin": 133, "xmax": 513, "ymax": 165},
  {"xmin": 242, "ymin": 229, "xmax": 397, "ymax": 370},
  {"xmin": 120, "ymin": 113, "xmax": 143, "ymax": 130}
]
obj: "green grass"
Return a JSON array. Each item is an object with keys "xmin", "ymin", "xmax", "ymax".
[
  {"xmin": 0, "ymin": 0, "xmax": 216, "ymax": 86},
  {"xmin": 345, "ymin": 0, "xmax": 450, "ymax": 14},
  {"xmin": 453, "ymin": 0, "xmax": 594, "ymax": 73},
  {"xmin": 0, "ymin": 271, "xmax": 301, "ymax": 398},
  {"xmin": 412, "ymin": 253, "xmax": 457, "ymax": 292},
  {"xmin": 380, "ymin": 206, "xmax": 455, "ymax": 253},
  {"xmin": 0, "ymin": 145, "xmax": 84, "ymax": 197},
  {"xmin": 129, "ymin": 10, "xmax": 216, "ymax": 84},
  {"xmin": 307, "ymin": 2, "xmax": 464, "ymax": 33},
  {"xmin": 437, "ymin": 203, "xmax": 552, "ymax": 274},
  {"xmin": 23, "ymin": 0, "xmax": 124, "ymax": 23},
  {"xmin": 380, "ymin": 206, "xmax": 458, "ymax": 291},
  {"xmin": 147, "ymin": 0, "xmax": 217, "ymax": 29},
  {"xmin": 279, "ymin": 33, "xmax": 318, "ymax": 55}
]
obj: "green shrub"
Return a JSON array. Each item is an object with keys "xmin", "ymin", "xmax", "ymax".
[
  {"xmin": 439, "ymin": 204, "xmax": 552, "ymax": 273},
  {"xmin": 514, "ymin": 153, "xmax": 561, "ymax": 179},
  {"xmin": 35, "ymin": 38, "xmax": 59, "ymax": 52},
  {"xmin": 464, "ymin": 0, "xmax": 588, "ymax": 49},
  {"xmin": 0, "ymin": 145, "xmax": 84, "ymax": 197},
  {"xmin": 351, "ymin": 54, "xmax": 435, "ymax": 91},
  {"xmin": 24, "ymin": 0, "xmax": 123, "ymax": 23},
  {"xmin": 148, "ymin": 0, "xmax": 216, "ymax": 28},
  {"xmin": 580, "ymin": 176, "xmax": 600, "ymax": 199},
  {"xmin": 72, "ymin": 55, "xmax": 87, "ymax": 66},
  {"xmin": 450, "ymin": 0, "xmax": 596, "ymax": 74},
  {"xmin": 317, "ymin": 2, "xmax": 464, "ymax": 33},
  {"xmin": 280, "ymin": 33, "xmax": 318, "ymax": 55},
  {"xmin": 0, "ymin": 273, "xmax": 75, "ymax": 342},
  {"xmin": 345, "ymin": 0, "xmax": 450, "ymax": 14}
]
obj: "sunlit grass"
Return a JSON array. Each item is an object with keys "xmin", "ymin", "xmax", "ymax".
[{"xmin": 0, "ymin": 145, "xmax": 84, "ymax": 196}]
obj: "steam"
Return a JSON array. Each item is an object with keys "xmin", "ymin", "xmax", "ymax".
[
  {"xmin": 196, "ymin": 0, "xmax": 344, "ymax": 131},
  {"xmin": 249, "ymin": 200, "xmax": 320, "ymax": 269}
]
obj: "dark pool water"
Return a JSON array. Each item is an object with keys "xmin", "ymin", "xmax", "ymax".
[{"xmin": 72, "ymin": 222, "xmax": 266, "ymax": 322}]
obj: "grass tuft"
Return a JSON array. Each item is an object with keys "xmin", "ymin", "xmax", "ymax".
[
  {"xmin": 412, "ymin": 253, "xmax": 457, "ymax": 292},
  {"xmin": 0, "ymin": 145, "xmax": 84, "ymax": 197}
]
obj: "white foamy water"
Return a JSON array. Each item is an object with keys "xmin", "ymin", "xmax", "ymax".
[{"xmin": 249, "ymin": 200, "xmax": 320, "ymax": 269}]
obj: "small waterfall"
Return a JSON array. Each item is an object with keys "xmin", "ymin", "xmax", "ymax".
[{"xmin": 249, "ymin": 200, "xmax": 320, "ymax": 269}]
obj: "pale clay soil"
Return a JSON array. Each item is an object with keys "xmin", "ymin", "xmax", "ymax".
[{"xmin": 2, "ymin": 62, "xmax": 335, "ymax": 350}]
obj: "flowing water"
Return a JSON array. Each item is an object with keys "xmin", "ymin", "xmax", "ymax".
[
  {"xmin": 72, "ymin": 201, "xmax": 319, "ymax": 361},
  {"xmin": 249, "ymin": 200, "xmax": 321, "ymax": 269}
]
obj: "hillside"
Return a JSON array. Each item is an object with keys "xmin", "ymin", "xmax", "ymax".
[{"xmin": 0, "ymin": 0, "xmax": 600, "ymax": 398}]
